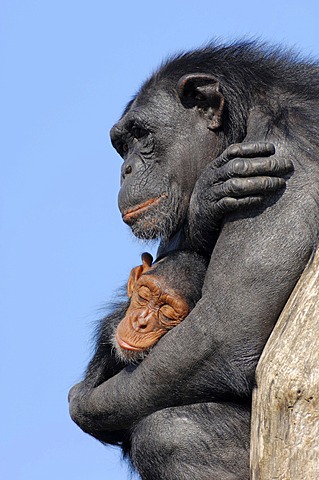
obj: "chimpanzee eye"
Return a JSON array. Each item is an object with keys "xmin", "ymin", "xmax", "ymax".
[
  {"xmin": 116, "ymin": 142, "xmax": 129, "ymax": 158},
  {"xmin": 137, "ymin": 295, "xmax": 147, "ymax": 306},
  {"xmin": 159, "ymin": 305, "xmax": 177, "ymax": 320},
  {"xmin": 138, "ymin": 286, "xmax": 151, "ymax": 302},
  {"xmin": 112, "ymin": 139, "xmax": 128, "ymax": 158},
  {"xmin": 122, "ymin": 143, "xmax": 129, "ymax": 154},
  {"xmin": 132, "ymin": 126, "xmax": 148, "ymax": 139}
]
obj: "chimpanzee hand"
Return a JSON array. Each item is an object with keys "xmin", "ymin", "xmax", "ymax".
[
  {"xmin": 69, "ymin": 381, "xmax": 127, "ymax": 445},
  {"xmin": 188, "ymin": 142, "xmax": 293, "ymax": 252}
]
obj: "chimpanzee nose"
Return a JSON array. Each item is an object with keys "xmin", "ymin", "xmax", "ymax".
[
  {"xmin": 121, "ymin": 163, "xmax": 132, "ymax": 179},
  {"xmin": 132, "ymin": 312, "xmax": 154, "ymax": 332},
  {"xmin": 124, "ymin": 164, "xmax": 132, "ymax": 175},
  {"xmin": 136, "ymin": 318, "xmax": 148, "ymax": 330}
]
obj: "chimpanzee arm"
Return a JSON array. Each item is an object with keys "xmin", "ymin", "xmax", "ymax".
[
  {"xmin": 71, "ymin": 300, "xmax": 130, "ymax": 445},
  {"xmin": 187, "ymin": 142, "xmax": 293, "ymax": 253},
  {"xmin": 69, "ymin": 153, "xmax": 315, "ymax": 438},
  {"xmin": 69, "ymin": 288, "xmax": 263, "ymax": 437}
]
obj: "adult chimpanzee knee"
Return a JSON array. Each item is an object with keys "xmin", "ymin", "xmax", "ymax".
[
  {"xmin": 129, "ymin": 402, "xmax": 250, "ymax": 480},
  {"xmin": 69, "ymin": 42, "xmax": 319, "ymax": 479}
]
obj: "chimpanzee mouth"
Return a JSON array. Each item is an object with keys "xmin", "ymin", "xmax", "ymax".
[
  {"xmin": 122, "ymin": 193, "xmax": 168, "ymax": 224},
  {"xmin": 115, "ymin": 333, "xmax": 143, "ymax": 351}
]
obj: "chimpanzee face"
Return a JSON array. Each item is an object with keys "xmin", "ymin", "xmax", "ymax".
[{"xmin": 110, "ymin": 77, "xmax": 225, "ymax": 240}]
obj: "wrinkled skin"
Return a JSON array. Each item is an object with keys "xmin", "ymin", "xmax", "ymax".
[
  {"xmin": 69, "ymin": 43, "xmax": 319, "ymax": 480},
  {"xmin": 115, "ymin": 272, "xmax": 189, "ymax": 359},
  {"xmin": 114, "ymin": 88, "xmax": 285, "ymax": 244},
  {"xmin": 114, "ymin": 87, "xmax": 220, "ymax": 241},
  {"xmin": 114, "ymin": 251, "xmax": 207, "ymax": 363}
]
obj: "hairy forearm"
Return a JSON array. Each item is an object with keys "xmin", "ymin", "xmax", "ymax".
[
  {"xmin": 70, "ymin": 180, "xmax": 303, "ymax": 437},
  {"xmin": 68, "ymin": 298, "xmax": 251, "ymax": 435}
]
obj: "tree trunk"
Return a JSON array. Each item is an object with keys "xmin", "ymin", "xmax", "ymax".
[{"xmin": 250, "ymin": 247, "xmax": 319, "ymax": 480}]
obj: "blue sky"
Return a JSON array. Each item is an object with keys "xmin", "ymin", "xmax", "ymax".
[{"xmin": 2, "ymin": 1, "xmax": 319, "ymax": 479}]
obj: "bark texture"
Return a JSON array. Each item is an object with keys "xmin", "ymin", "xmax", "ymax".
[{"xmin": 251, "ymin": 247, "xmax": 319, "ymax": 480}]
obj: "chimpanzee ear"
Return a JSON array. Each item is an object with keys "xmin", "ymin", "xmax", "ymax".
[
  {"xmin": 127, "ymin": 252, "xmax": 153, "ymax": 298},
  {"xmin": 176, "ymin": 73, "xmax": 225, "ymax": 130}
]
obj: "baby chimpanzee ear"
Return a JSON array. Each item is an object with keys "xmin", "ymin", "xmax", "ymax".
[{"xmin": 127, "ymin": 252, "xmax": 153, "ymax": 298}]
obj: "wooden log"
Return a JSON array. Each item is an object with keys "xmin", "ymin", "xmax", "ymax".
[{"xmin": 250, "ymin": 247, "xmax": 319, "ymax": 480}]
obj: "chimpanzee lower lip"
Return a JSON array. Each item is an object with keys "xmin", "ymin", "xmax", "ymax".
[
  {"xmin": 116, "ymin": 334, "xmax": 143, "ymax": 351},
  {"xmin": 122, "ymin": 194, "xmax": 168, "ymax": 223}
]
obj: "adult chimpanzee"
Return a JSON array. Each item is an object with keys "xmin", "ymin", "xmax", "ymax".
[
  {"xmin": 114, "ymin": 251, "xmax": 208, "ymax": 363},
  {"xmin": 69, "ymin": 42, "xmax": 319, "ymax": 480}
]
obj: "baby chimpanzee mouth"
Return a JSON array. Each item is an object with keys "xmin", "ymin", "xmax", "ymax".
[
  {"xmin": 122, "ymin": 194, "xmax": 168, "ymax": 223},
  {"xmin": 115, "ymin": 333, "xmax": 143, "ymax": 351}
]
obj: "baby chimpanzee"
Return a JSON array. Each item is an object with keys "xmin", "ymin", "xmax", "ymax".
[{"xmin": 113, "ymin": 250, "xmax": 208, "ymax": 363}]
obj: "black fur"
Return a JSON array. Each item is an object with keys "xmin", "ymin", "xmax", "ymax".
[{"xmin": 69, "ymin": 42, "xmax": 319, "ymax": 480}]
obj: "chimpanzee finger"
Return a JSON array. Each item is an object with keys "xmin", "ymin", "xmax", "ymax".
[
  {"xmin": 211, "ymin": 156, "xmax": 294, "ymax": 182},
  {"xmin": 210, "ymin": 176, "xmax": 286, "ymax": 200},
  {"xmin": 213, "ymin": 195, "xmax": 264, "ymax": 216},
  {"xmin": 213, "ymin": 142, "xmax": 276, "ymax": 168}
]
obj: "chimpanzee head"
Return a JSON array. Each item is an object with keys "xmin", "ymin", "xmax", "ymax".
[
  {"xmin": 110, "ymin": 71, "xmax": 228, "ymax": 241},
  {"xmin": 113, "ymin": 250, "xmax": 208, "ymax": 363},
  {"xmin": 110, "ymin": 43, "xmax": 290, "ymax": 241}
]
